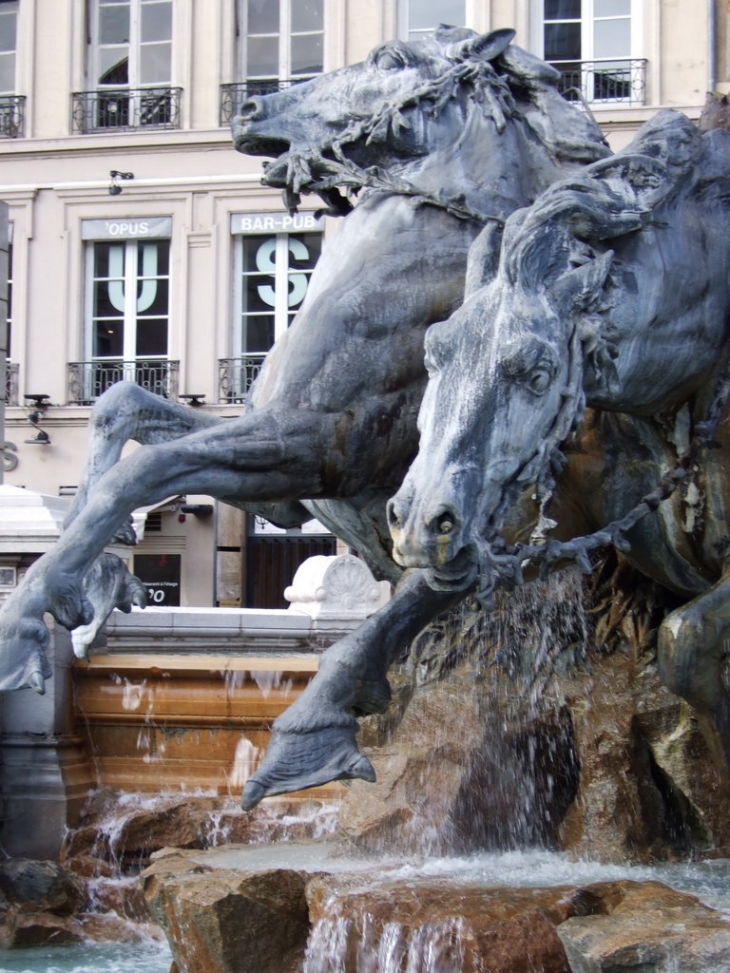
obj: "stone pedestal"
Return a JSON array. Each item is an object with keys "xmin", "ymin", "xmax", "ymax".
[{"xmin": 0, "ymin": 486, "xmax": 96, "ymax": 858}]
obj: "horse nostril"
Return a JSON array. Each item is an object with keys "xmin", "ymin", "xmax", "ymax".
[
  {"xmin": 386, "ymin": 499, "xmax": 401, "ymax": 531},
  {"xmin": 239, "ymin": 97, "xmax": 264, "ymax": 120},
  {"xmin": 429, "ymin": 507, "xmax": 459, "ymax": 538}
]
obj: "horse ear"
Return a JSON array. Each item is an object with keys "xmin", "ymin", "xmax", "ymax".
[
  {"xmin": 459, "ymin": 28, "xmax": 515, "ymax": 62},
  {"xmin": 464, "ymin": 221, "xmax": 504, "ymax": 297},
  {"xmin": 553, "ymin": 250, "xmax": 613, "ymax": 312}
]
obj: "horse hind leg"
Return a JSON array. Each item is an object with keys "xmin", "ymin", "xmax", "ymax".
[{"xmin": 657, "ymin": 575, "xmax": 730, "ymax": 775}]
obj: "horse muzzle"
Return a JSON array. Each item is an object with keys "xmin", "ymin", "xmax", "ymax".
[{"xmin": 387, "ymin": 490, "xmax": 470, "ymax": 572}]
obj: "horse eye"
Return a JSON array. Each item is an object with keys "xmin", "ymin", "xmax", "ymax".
[
  {"xmin": 527, "ymin": 368, "xmax": 551, "ymax": 395},
  {"xmin": 377, "ymin": 50, "xmax": 405, "ymax": 70}
]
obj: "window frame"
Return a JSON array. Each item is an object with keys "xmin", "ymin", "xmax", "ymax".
[
  {"xmin": 398, "ymin": 0, "xmax": 472, "ymax": 42},
  {"xmin": 0, "ymin": 0, "xmax": 18, "ymax": 97},
  {"xmin": 231, "ymin": 219, "xmax": 322, "ymax": 361},
  {"xmin": 83, "ymin": 235, "xmax": 171, "ymax": 366},
  {"xmin": 532, "ymin": 0, "xmax": 641, "ymax": 104},
  {"xmin": 91, "ymin": 0, "xmax": 174, "ymax": 89},
  {"xmin": 240, "ymin": 0, "xmax": 324, "ymax": 85}
]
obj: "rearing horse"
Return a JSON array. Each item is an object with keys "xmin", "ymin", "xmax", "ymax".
[
  {"xmin": 0, "ymin": 28, "xmax": 609, "ymax": 807},
  {"xmin": 389, "ymin": 110, "xmax": 730, "ymax": 770}
]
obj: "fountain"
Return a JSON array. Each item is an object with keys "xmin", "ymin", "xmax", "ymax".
[{"xmin": 0, "ymin": 25, "xmax": 730, "ymax": 973}]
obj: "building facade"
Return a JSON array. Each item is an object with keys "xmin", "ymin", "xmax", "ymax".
[{"xmin": 0, "ymin": 0, "xmax": 725, "ymax": 608}]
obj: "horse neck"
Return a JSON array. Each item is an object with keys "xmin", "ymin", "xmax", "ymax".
[
  {"xmin": 582, "ymin": 223, "xmax": 730, "ymax": 416},
  {"xmin": 393, "ymin": 105, "xmax": 567, "ymax": 222}
]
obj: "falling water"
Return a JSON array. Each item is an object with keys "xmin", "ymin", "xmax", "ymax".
[{"xmin": 350, "ymin": 566, "xmax": 591, "ymax": 857}]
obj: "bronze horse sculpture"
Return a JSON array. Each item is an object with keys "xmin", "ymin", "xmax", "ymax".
[
  {"xmin": 0, "ymin": 28, "xmax": 610, "ymax": 807},
  {"xmin": 389, "ymin": 109, "xmax": 730, "ymax": 770}
]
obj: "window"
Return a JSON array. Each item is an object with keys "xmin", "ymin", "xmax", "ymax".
[
  {"xmin": 400, "ymin": 1, "xmax": 466, "ymax": 42},
  {"xmin": 538, "ymin": 0, "xmax": 643, "ymax": 104},
  {"xmin": 5, "ymin": 234, "xmax": 11, "ymax": 358},
  {"xmin": 3, "ymin": 229, "xmax": 15, "ymax": 406},
  {"xmin": 74, "ymin": 218, "xmax": 176, "ymax": 402},
  {"xmin": 94, "ymin": 0, "xmax": 172, "ymax": 87},
  {"xmin": 0, "ymin": 1, "xmax": 17, "ymax": 95},
  {"xmin": 133, "ymin": 553, "xmax": 181, "ymax": 606},
  {"xmin": 221, "ymin": 213, "xmax": 321, "ymax": 400},
  {"xmin": 77, "ymin": 0, "xmax": 179, "ymax": 131},
  {"xmin": 242, "ymin": 0, "xmax": 323, "ymax": 89}
]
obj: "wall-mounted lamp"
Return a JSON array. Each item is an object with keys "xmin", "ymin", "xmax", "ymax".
[
  {"xmin": 180, "ymin": 503, "xmax": 214, "ymax": 517},
  {"xmin": 109, "ymin": 170, "xmax": 134, "ymax": 196},
  {"xmin": 23, "ymin": 393, "xmax": 51, "ymax": 445}
]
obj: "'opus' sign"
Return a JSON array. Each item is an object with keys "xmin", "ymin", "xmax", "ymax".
[{"xmin": 81, "ymin": 217, "xmax": 172, "ymax": 241}]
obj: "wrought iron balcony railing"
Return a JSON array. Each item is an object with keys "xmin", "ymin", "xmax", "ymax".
[
  {"xmin": 0, "ymin": 96, "xmax": 24, "ymax": 138},
  {"xmin": 220, "ymin": 78, "xmax": 314, "ymax": 126},
  {"xmin": 4, "ymin": 360, "xmax": 18, "ymax": 405},
  {"xmin": 68, "ymin": 359, "xmax": 179, "ymax": 404},
  {"xmin": 218, "ymin": 354, "xmax": 266, "ymax": 402},
  {"xmin": 554, "ymin": 59, "xmax": 647, "ymax": 107},
  {"xmin": 72, "ymin": 87, "xmax": 182, "ymax": 133}
]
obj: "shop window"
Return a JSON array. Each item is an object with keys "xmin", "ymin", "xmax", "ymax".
[
  {"xmin": 71, "ymin": 218, "xmax": 177, "ymax": 403},
  {"xmin": 133, "ymin": 553, "xmax": 181, "ymax": 606},
  {"xmin": 221, "ymin": 212, "xmax": 322, "ymax": 401}
]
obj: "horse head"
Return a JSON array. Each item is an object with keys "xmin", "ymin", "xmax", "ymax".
[
  {"xmin": 388, "ymin": 112, "xmax": 701, "ymax": 601},
  {"xmin": 232, "ymin": 26, "xmax": 609, "ymax": 214}
]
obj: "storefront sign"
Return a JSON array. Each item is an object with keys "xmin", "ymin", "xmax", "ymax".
[
  {"xmin": 231, "ymin": 211, "xmax": 319, "ymax": 235},
  {"xmin": 81, "ymin": 217, "xmax": 172, "ymax": 241}
]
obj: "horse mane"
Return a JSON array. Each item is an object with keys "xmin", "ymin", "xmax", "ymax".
[
  {"xmin": 496, "ymin": 45, "xmax": 610, "ymax": 166},
  {"xmin": 396, "ymin": 27, "xmax": 610, "ymax": 170},
  {"xmin": 504, "ymin": 110, "xmax": 702, "ymax": 291}
]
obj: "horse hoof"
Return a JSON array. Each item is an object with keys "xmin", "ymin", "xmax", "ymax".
[
  {"xmin": 29, "ymin": 670, "xmax": 46, "ymax": 695},
  {"xmin": 241, "ymin": 779, "xmax": 267, "ymax": 811},
  {"xmin": 239, "ymin": 724, "xmax": 376, "ymax": 809},
  {"xmin": 0, "ymin": 609, "xmax": 52, "ymax": 693},
  {"xmin": 112, "ymin": 518, "xmax": 138, "ymax": 546}
]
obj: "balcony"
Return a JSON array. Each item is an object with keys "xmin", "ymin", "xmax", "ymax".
[
  {"xmin": 0, "ymin": 96, "xmax": 25, "ymax": 138},
  {"xmin": 4, "ymin": 361, "xmax": 17, "ymax": 405},
  {"xmin": 67, "ymin": 360, "xmax": 179, "ymax": 405},
  {"xmin": 72, "ymin": 87, "xmax": 182, "ymax": 134},
  {"xmin": 218, "ymin": 354, "xmax": 265, "ymax": 402},
  {"xmin": 554, "ymin": 59, "xmax": 647, "ymax": 107},
  {"xmin": 220, "ymin": 79, "xmax": 313, "ymax": 126}
]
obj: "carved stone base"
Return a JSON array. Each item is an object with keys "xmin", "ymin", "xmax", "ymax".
[{"xmin": 0, "ymin": 734, "xmax": 95, "ymax": 858}]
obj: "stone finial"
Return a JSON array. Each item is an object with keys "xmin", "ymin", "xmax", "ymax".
[{"xmin": 284, "ymin": 555, "xmax": 390, "ymax": 620}]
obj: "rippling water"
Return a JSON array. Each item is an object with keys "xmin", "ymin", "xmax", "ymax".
[
  {"xmin": 0, "ymin": 849, "xmax": 727, "ymax": 972},
  {"xmin": 0, "ymin": 939, "xmax": 172, "ymax": 973}
]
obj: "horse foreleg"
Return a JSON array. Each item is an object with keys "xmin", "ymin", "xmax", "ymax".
[
  {"xmin": 241, "ymin": 570, "xmax": 464, "ymax": 808},
  {"xmin": 0, "ymin": 407, "xmax": 331, "ymax": 691},
  {"xmin": 658, "ymin": 574, "xmax": 730, "ymax": 775}
]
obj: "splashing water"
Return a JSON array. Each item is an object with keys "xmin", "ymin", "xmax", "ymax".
[{"xmin": 227, "ymin": 733, "xmax": 260, "ymax": 791}]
